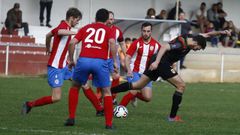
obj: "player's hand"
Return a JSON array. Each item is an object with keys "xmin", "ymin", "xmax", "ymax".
[
  {"xmin": 46, "ymin": 48, "xmax": 51, "ymax": 55},
  {"xmin": 113, "ymin": 62, "xmax": 119, "ymax": 74},
  {"xmin": 68, "ymin": 61, "xmax": 75, "ymax": 70},
  {"xmin": 149, "ymin": 61, "xmax": 158, "ymax": 71},
  {"xmin": 127, "ymin": 71, "xmax": 133, "ymax": 78}
]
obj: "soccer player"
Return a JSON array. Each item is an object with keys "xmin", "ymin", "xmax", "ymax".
[
  {"xmin": 21, "ymin": 8, "xmax": 82, "ymax": 114},
  {"xmin": 119, "ymin": 22, "xmax": 161, "ymax": 107},
  {"xmin": 95, "ymin": 11, "xmax": 126, "ymax": 105},
  {"xmin": 64, "ymin": 8, "xmax": 118, "ymax": 129},
  {"xmin": 111, "ymin": 30, "xmax": 231, "ymax": 122}
]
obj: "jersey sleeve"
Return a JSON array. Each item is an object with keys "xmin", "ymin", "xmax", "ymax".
[
  {"xmin": 169, "ymin": 36, "xmax": 188, "ymax": 50},
  {"xmin": 51, "ymin": 21, "xmax": 67, "ymax": 35},
  {"xmin": 74, "ymin": 27, "xmax": 84, "ymax": 42},
  {"xmin": 126, "ymin": 40, "xmax": 138, "ymax": 57},
  {"xmin": 117, "ymin": 28, "xmax": 124, "ymax": 43}
]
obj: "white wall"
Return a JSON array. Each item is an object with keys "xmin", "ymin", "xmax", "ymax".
[{"xmin": 1, "ymin": 0, "xmax": 239, "ymax": 28}]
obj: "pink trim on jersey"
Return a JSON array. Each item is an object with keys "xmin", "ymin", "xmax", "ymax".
[
  {"xmin": 127, "ymin": 37, "xmax": 161, "ymax": 74},
  {"xmin": 48, "ymin": 21, "xmax": 71, "ymax": 69}
]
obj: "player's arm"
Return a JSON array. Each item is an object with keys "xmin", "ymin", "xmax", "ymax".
[
  {"xmin": 109, "ymin": 38, "xmax": 118, "ymax": 72},
  {"xmin": 149, "ymin": 44, "xmax": 171, "ymax": 71},
  {"xmin": 68, "ymin": 38, "xmax": 79, "ymax": 69},
  {"xmin": 119, "ymin": 41, "xmax": 127, "ymax": 56},
  {"xmin": 200, "ymin": 30, "xmax": 231, "ymax": 38},
  {"xmin": 45, "ymin": 32, "xmax": 53, "ymax": 55},
  {"xmin": 125, "ymin": 54, "xmax": 133, "ymax": 77},
  {"xmin": 58, "ymin": 29, "xmax": 77, "ymax": 36}
]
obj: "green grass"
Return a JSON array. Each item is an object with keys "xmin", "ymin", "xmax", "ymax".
[{"xmin": 0, "ymin": 77, "xmax": 240, "ymax": 135}]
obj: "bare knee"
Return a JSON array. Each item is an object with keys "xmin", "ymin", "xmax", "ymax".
[
  {"xmin": 52, "ymin": 95, "xmax": 61, "ymax": 102},
  {"xmin": 176, "ymin": 82, "xmax": 186, "ymax": 92}
]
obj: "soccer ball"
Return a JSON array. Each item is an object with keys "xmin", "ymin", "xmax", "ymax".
[{"xmin": 113, "ymin": 105, "xmax": 128, "ymax": 118}]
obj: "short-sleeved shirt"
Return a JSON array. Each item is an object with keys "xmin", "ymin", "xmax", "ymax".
[
  {"xmin": 74, "ymin": 22, "xmax": 115, "ymax": 60},
  {"xmin": 108, "ymin": 25, "xmax": 124, "ymax": 58},
  {"xmin": 48, "ymin": 21, "xmax": 71, "ymax": 69},
  {"xmin": 161, "ymin": 34, "xmax": 191, "ymax": 65},
  {"xmin": 127, "ymin": 37, "xmax": 161, "ymax": 74}
]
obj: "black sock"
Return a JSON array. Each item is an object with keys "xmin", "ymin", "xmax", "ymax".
[
  {"xmin": 170, "ymin": 91, "xmax": 183, "ymax": 118},
  {"xmin": 111, "ymin": 82, "xmax": 133, "ymax": 94}
]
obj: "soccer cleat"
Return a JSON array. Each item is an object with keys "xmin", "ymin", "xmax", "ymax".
[
  {"xmin": 96, "ymin": 110, "xmax": 104, "ymax": 117},
  {"xmin": 64, "ymin": 118, "xmax": 75, "ymax": 126},
  {"xmin": 168, "ymin": 116, "xmax": 184, "ymax": 122},
  {"xmin": 105, "ymin": 125, "xmax": 115, "ymax": 130},
  {"xmin": 46, "ymin": 24, "xmax": 52, "ymax": 28},
  {"xmin": 131, "ymin": 97, "xmax": 138, "ymax": 108},
  {"xmin": 112, "ymin": 99, "xmax": 118, "ymax": 105},
  {"xmin": 21, "ymin": 102, "xmax": 32, "ymax": 115}
]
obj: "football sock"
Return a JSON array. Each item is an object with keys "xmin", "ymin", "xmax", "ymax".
[
  {"xmin": 28, "ymin": 96, "xmax": 53, "ymax": 107},
  {"xmin": 83, "ymin": 87, "xmax": 103, "ymax": 111},
  {"xmin": 111, "ymin": 82, "xmax": 133, "ymax": 93},
  {"xmin": 96, "ymin": 88, "xmax": 103, "ymax": 103},
  {"xmin": 111, "ymin": 78, "xmax": 120, "ymax": 100},
  {"xmin": 68, "ymin": 87, "xmax": 79, "ymax": 119},
  {"xmin": 136, "ymin": 92, "xmax": 148, "ymax": 102},
  {"xmin": 170, "ymin": 91, "xmax": 183, "ymax": 118},
  {"xmin": 119, "ymin": 92, "xmax": 135, "ymax": 106},
  {"xmin": 104, "ymin": 96, "xmax": 113, "ymax": 127}
]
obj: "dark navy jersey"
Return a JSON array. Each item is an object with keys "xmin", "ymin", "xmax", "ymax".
[{"xmin": 161, "ymin": 34, "xmax": 191, "ymax": 64}]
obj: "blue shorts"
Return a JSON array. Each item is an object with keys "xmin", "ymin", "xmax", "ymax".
[
  {"xmin": 127, "ymin": 72, "xmax": 152, "ymax": 88},
  {"xmin": 107, "ymin": 56, "xmax": 121, "ymax": 73},
  {"xmin": 72, "ymin": 57, "xmax": 110, "ymax": 88},
  {"xmin": 47, "ymin": 66, "xmax": 72, "ymax": 88}
]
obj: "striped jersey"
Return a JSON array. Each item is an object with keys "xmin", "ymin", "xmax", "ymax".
[
  {"xmin": 47, "ymin": 21, "xmax": 71, "ymax": 69},
  {"xmin": 127, "ymin": 37, "xmax": 161, "ymax": 74},
  {"xmin": 108, "ymin": 25, "xmax": 124, "ymax": 58}
]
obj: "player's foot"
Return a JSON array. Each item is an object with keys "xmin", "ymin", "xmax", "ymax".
[
  {"xmin": 168, "ymin": 116, "xmax": 184, "ymax": 122},
  {"xmin": 64, "ymin": 118, "xmax": 75, "ymax": 126},
  {"xmin": 96, "ymin": 110, "xmax": 104, "ymax": 117},
  {"xmin": 40, "ymin": 23, "xmax": 44, "ymax": 26},
  {"xmin": 113, "ymin": 99, "xmax": 118, "ymax": 105},
  {"xmin": 21, "ymin": 101, "xmax": 32, "ymax": 115},
  {"xmin": 131, "ymin": 97, "xmax": 138, "ymax": 108},
  {"xmin": 105, "ymin": 125, "xmax": 115, "ymax": 130}
]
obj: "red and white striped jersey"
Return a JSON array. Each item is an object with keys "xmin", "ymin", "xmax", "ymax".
[
  {"xmin": 108, "ymin": 25, "xmax": 124, "ymax": 58},
  {"xmin": 74, "ymin": 22, "xmax": 115, "ymax": 60},
  {"xmin": 127, "ymin": 37, "xmax": 161, "ymax": 74},
  {"xmin": 47, "ymin": 21, "xmax": 71, "ymax": 69}
]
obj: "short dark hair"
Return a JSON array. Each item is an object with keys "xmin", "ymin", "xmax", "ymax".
[
  {"xmin": 96, "ymin": 8, "xmax": 109, "ymax": 22},
  {"xmin": 125, "ymin": 37, "xmax": 131, "ymax": 42},
  {"xmin": 193, "ymin": 35, "xmax": 206, "ymax": 49},
  {"xmin": 141, "ymin": 22, "xmax": 152, "ymax": 30},
  {"xmin": 14, "ymin": 3, "xmax": 20, "ymax": 9},
  {"xmin": 109, "ymin": 11, "xmax": 114, "ymax": 16},
  {"xmin": 201, "ymin": 2, "xmax": 206, "ymax": 6},
  {"xmin": 66, "ymin": 8, "xmax": 82, "ymax": 20}
]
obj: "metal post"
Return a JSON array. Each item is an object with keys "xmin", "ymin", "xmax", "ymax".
[
  {"xmin": 5, "ymin": 45, "xmax": 9, "ymax": 75},
  {"xmin": 175, "ymin": 0, "xmax": 179, "ymax": 20},
  {"xmin": 89, "ymin": 0, "xmax": 93, "ymax": 24},
  {"xmin": 220, "ymin": 53, "xmax": 224, "ymax": 83}
]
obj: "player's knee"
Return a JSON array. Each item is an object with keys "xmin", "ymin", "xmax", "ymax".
[
  {"xmin": 177, "ymin": 83, "xmax": 186, "ymax": 92},
  {"xmin": 144, "ymin": 97, "xmax": 151, "ymax": 102},
  {"xmin": 52, "ymin": 95, "xmax": 61, "ymax": 102}
]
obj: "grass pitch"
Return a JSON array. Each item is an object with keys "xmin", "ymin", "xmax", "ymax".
[{"xmin": 0, "ymin": 77, "xmax": 240, "ymax": 135}]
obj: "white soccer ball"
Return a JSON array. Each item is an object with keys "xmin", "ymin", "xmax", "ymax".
[{"xmin": 113, "ymin": 105, "xmax": 128, "ymax": 118}]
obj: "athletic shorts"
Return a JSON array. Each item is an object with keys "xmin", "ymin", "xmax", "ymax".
[
  {"xmin": 127, "ymin": 72, "xmax": 152, "ymax": 88},
  {"xmin": 72, "ymin": 57, "xmax": 110, "ymax": 88},
  {"xmin": 47, "ymin": 66, "xmax": 72, "ymax": 88},
  {"xmin": 107, "ymin": 56, "xmax": 121, "ymax": 73},
  {"xmin": 143, "ymin": 62, "xmax": 178, "ymax": 81}
]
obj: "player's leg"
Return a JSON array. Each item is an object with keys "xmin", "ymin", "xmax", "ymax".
[
  {"xmin": 82, "ymin": 82, "xmax": 104, "ymax": 116},
  {"xmin": 119, "ymin": 90, "xmax": 137, "ymax": 106},
  {"xmin": 65, "ymin": 58, "xmax": 90, "ymax": 126},
  {"xmin": 111, "ymin": 74, "xmax": 151, "ymax": 93},
  {"xmin": 22, "ymin": 67, "xmax": 65, "ymax": 115},
  {"xmin": 111, "ymin": 72, "xmax": 120, "ymax": 105},
  {"xmin": 166, "ymin": 75, "xmax": 185, "ymax": 122}
]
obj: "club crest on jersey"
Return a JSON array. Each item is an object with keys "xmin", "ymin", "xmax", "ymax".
[
  {"xmin": 55, "ymin": 79, "xmax": 59, "ymax": 84},
  {"xmin": 150, "ymin": 46, "xmax": 154, "ymax": 51}
]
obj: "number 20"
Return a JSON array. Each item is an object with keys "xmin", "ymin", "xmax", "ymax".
[{"xmin": 85, "ymin": 28, "xmax": 106, "ymax": 44}]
